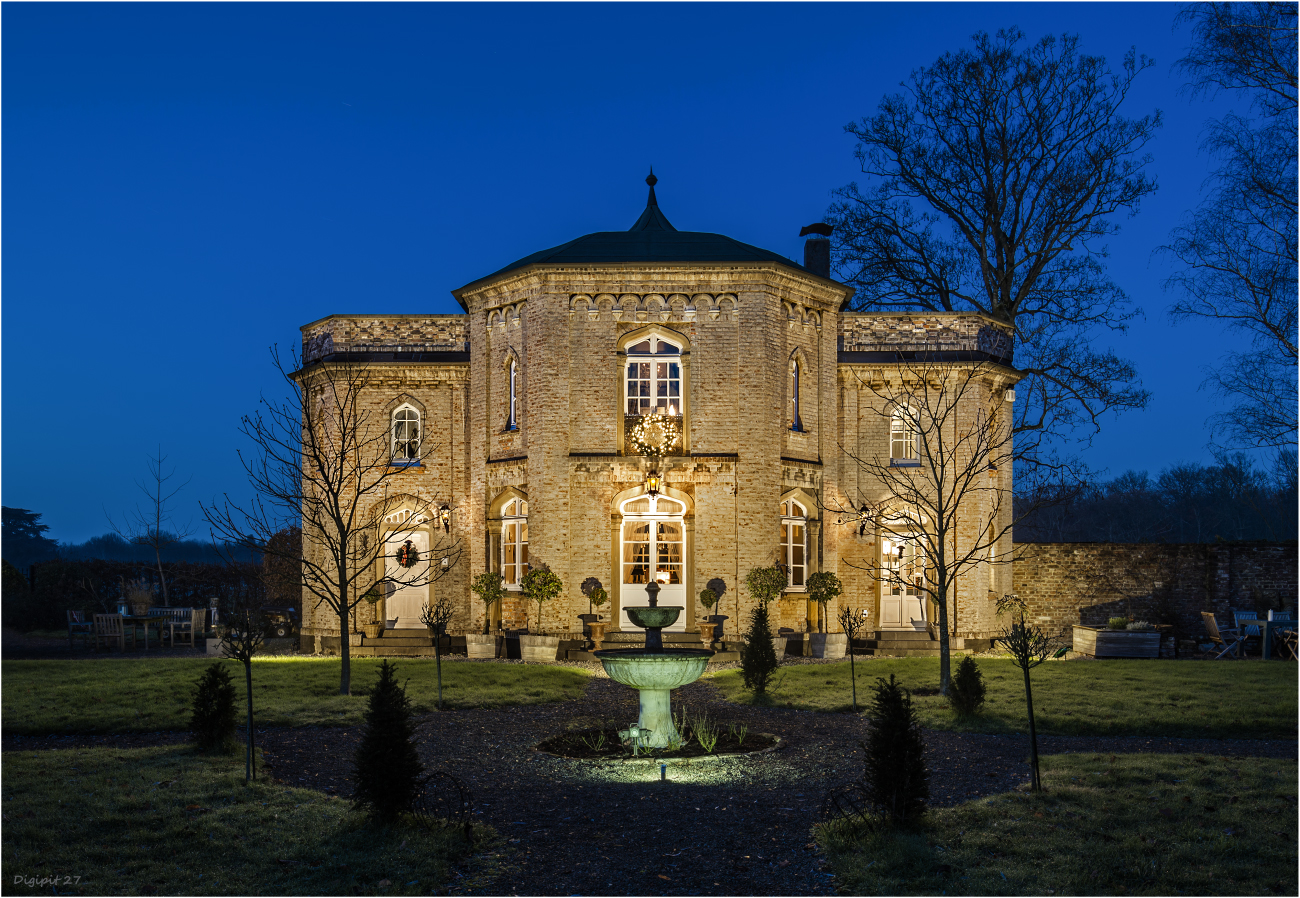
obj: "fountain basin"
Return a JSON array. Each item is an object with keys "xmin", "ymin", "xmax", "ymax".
[
  {"xmin": 624, "ymin": 606, "xmax": 680, "ymax": 629},
  {"xmin": 595, "ymin": 648, "xmax": 711, "ymax": 748}
]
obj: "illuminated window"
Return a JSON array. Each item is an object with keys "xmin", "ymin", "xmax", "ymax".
[
  {"xmin": 781, "ymin": 499, "xmax": 807, "ymax": 588},
  {"xmin": 392, "ymin": 405, "xmax": 421, "ymax": 462},
  {"xmin": 790, "ymin": 359, "xmax": 804, "ymax": 431},
  {"xmin": 501, "ymin": 498, "xmax": 528, "ymax": 586},
  {"xmin": 890, "ymin": 406, "xmax": 918, "ymax": 465},
  {"xmin": 506, "ymin": 358, "xmax": 519, "ymax": 431},
  {"xmin": 626, "ymin": 337, "xmax": 681, "ymax": 416},
  {"xmin": 883, "ymin": 534, "xmax": 925, "ymax": 597}
]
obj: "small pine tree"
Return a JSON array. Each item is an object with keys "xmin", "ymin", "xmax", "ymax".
[
  {"xmin": 863, "ymin": 674, "xmax": 929, "ymax": 827},
  {"xmin": 739, "ymin": 601, "xmax": 779, "ymax": 695},
  {"xmin": 190, "ymin": 662, "xmax": 238, "ymax": 754},
  {"xmin": 353, "ymin": 661, "xmax": 424, "ymax": 823},
  {"xmin": 947, "ymin": 655, "xmax": 986, "ymax": 717}
]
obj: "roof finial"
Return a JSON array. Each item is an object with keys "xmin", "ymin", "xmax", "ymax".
[{"xmin": 645, "ymin": 166, "xmax": 658, "ymax": 207}]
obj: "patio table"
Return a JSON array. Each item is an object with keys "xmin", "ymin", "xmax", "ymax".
[
  {"xmin": 1234, "ymin": 618, "xmax": 1287, "ymax": 660},
  {"xmin": 118, "ymin": 614, "xmax": 168, "ymax": 651}
]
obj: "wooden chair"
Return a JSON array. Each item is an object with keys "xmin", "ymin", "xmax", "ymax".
[
  {"xmin": 66, "ymin": 610, "xmax": 94, "ymax": 649},
  {"xmin": 93, "ymin": 614, "xmax": 136, "ymax": 652},
  {"xmin": 170, "ymin": 608, "xmax": 206, "ymax": 649},
  {"xmin": 1201, "ymin": 612, "xmax": 1242, "ymax": 659}
]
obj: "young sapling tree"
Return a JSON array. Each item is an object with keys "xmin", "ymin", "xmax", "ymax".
[
  {"xmin": 837, "ymin": 604, "xmax": 868, "ymax": 712},
  {"xmin": 520, "ymin": 562, "xmax": 563, "ymax": 634},
  {"xmin": 470, "ymin": 571, "xmax": 505, "ymax": 636},
  {"xmin": 420, "ymin": 594, "xmax": 455, "ymax": 711}
]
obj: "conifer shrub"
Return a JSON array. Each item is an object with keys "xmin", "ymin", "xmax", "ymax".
[
  {"xmin": 947, "ymin": 654, "xmax": 986, "ymax": 718},
  {"xmin": 353, "ymin": 660, "xmax": 424, "ymax": 823},
  {"xmin": 740, "ymin": 601, "xmax": 779, "ymax": 695},
  {"xmin": 863, "ymin": 674, "xmax": 929, "ymax": 827},
  {"xmin": 189, "ymin": 662, "xmax": 238, "ymax": 754}
]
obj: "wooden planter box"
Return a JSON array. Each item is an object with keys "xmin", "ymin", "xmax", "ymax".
[{"xmin": 1072, "ymin": 625, "xmax": 1161, "ymax": 659}]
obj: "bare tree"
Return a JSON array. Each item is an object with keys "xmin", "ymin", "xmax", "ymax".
[
  {"xmin": 996, "ymin": 594, "xmax": 1053, "ymax": 792},
  {"xmin": 1166, "ymin": 2, "xmax": 1298, "ymax": 450},
  {"xmin": 203, "ymin": 348, "xmax": 462, "ymax": 696},
  {"xmin": 107, "ymin": 447, "xmax": 194, "ymax": 606},
  {"xmin": 827, "ymin": 28, "xmax": 1161, "ymax": 472},
  {"xmin": 833, "ymin": 357, "xmax": 1044, "ymax": 695},
  {"xmin": 215, "ymin": 570, "xmax": 266, "ymax": 785}
]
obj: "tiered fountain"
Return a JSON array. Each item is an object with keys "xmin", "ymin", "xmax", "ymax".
[{"xmin": 594, "ymin": 580, "xmax": 712, "ymax": 748}]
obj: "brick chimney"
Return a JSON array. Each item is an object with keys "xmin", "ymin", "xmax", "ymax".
[{"xmin": 800, "ymin": 223, "xmax": 833, "ymax": 278}]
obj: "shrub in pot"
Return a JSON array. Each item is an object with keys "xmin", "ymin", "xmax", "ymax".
[
  {"xmin": 1107, "ymin": 616, "xmax": 1130, "ymax": 630},
  {"xmin": 361, "ymin": 586, "xmax": 383, "ymax": 638},
  {"xmin": 470, "ymin": 571, "xmax": 505, "ymax": 635},
  {"xmin": 519, "ymin": 563, "xmax": 563, "ymax": 661}
]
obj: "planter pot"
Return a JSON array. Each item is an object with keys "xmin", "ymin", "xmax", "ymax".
[
  {"xmin": 465, "ymin": 633, "xmax": 496, "ymax": 659},
  {"xmin": 809, "ymin": 632, "xmax": 848, "ymax": 659},
  {"xmin": 707, "ymin": 615, "xmax": 728, "ymax": 640},
  {"xmin": 588, "ymin": 621, "xmax": 607, "ymax": 651},
  {"xmin": 363, "ymin": 622, "xmax": 383, "ymax": 639},
  {"xmin": 130, "ymin": 603, "xmax": 150, "ymax": 617},
  {"xmin": 771, "ymin": 636, "xmax": 788, "ymax": 657},
  {"xmin": 698, "ymin": 622, "xmax": 716, "ymax": 646},
  {"xmin": 519, "ymin": 634, "xmax": 562, "ymax": 663},
  {"xmin": 1072, "ymin": 625, "xmax": 1161, "ymax": 659}
]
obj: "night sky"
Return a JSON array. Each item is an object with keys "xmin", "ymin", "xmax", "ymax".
[{"xmin": 3, "ymin": 3, "xmax": 1260, "ymax": 542}]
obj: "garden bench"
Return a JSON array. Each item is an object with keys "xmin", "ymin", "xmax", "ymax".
[
  {"xmin": 93, "ymin": 614, "xmax": 137, "ymax": 652},
  {"xmin": 1200, "ymin": 612, "xmax": 1242, "ymax": 659},
  {"xmin": 168, "ymin": 608, "xmax": 206, "ymax": 648}
]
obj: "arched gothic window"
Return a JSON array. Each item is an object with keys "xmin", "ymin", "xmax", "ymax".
[
  {"xmin": 890, "ymin": 405, "xmax": 919, "ymax": 465},
  {"xmin": 790, "ymin": 358, "xmax": 804, "ymax": 432},
  {"xmin": 626, "ymin": 336, "xmax": 681, "ymax": 416},
  {"xmin": 501, "ymin": 498, "xmax": 528, "ymax": 587},
  {"xmin": 392, "ymin": 405, "xmax": 421, "ymax": 462},
  {"xmin": 781, "ymin": 499, "xmax": 807, "ymax": 588},
  {"xmin": 506, "ymin": 358, "xmax": 519, "ymax": 431}
]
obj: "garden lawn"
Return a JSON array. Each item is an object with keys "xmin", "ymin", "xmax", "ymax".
[
  {"xmin": 708, "ymin": 657, "xmax": 1297, "ymax": 739},
  {"xmin": 1, "ymin": 745, "xmax": 502, "ymax": 896},
  {"xmin": 816, "ymin": 753, "xmax": 1298, "ymax": 896},
  {"xmin": 1, "ymin": 658, "xmax": 591, "ymax": 734}
]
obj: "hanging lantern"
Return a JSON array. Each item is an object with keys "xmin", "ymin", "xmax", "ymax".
[
  {"xmin": 439, "ymin": 504, "xmax": 451, "ymax": 533},
  {"xmin": 645, "ymin": 470, "xmax": 661, "ymax": 498}
]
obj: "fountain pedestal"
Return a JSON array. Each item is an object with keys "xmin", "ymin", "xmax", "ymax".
[{"xmin": 595, "ymin": 580, "xmax": 711, "ymax": 748}]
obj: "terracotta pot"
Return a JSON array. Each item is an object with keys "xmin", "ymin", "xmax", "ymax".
[
  {"xmin": 698, "ymin": 622, "xmax": 716, "ymax": 645},
  {"xmin": 588, "ymin": 621, "xmax": 607, "ymax": 651}
]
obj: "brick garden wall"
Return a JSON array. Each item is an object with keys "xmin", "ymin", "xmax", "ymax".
[{"xmin": 1012, "ymin": 542, "xmax": 1298, "ymax": 638}]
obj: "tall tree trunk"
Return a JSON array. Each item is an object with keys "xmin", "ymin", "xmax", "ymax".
[
  {"xmin": 435, "ymin": 639, "xmax": 444, "ymax": 710},
  {"xmin": 937, "ymin": 581, "xmax": 952, "ymax": 695},
  {"xmin": 155, "ymin": 546, "xmax": 169, "ymax": 607},
  {"xmin": 339, "ymin": 602, "xmax": 352, "ymax": 695},
  {"xmin": 244, "ymin": 660, "xmax": 255, "ymax": 784},
  {"xmin": 1023, "ymin": 665, "xmax": 1041, "ymax": 792}
]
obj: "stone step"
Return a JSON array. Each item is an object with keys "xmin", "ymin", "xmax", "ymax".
[
  {"xmin": 352, "ymin": 645, "xmax": 437, "ymax": 657},
  {"xmin": 363, "ymin": 636, "xmax": 433, "ymax": 647}
]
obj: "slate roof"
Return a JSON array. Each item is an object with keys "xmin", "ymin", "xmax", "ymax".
[{"xmin": 453, "ymin": 173, "xmax": 816, "ymax": 303}]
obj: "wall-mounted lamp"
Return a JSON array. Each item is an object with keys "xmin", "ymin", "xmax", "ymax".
[
  {"xmin": 645, "ymin": 470, "xmax": 661, "ymax": 498},
  {"xmin": 441, "ymin": 555, "xmax": 451, "ymax": 571},
  {"xmin": 439, "ymin": 504, "xmax": 451, "ymax": 533}
]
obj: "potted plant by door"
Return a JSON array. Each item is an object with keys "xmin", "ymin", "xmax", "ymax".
[
  {"xmin": 806, "ymin": 571, "xmax": 847, "ymax": 658},
  {"xmin": 587, "ymin": 586, "xmax": 610, "ymax": 651},
  {"xmin": 518, "ymin": 563, "xmax": 563, "ymax": 662},
  {"xmin": 467, "ymin": 572, "xmax": 505, "ymax": 659},
  {"xmin": 361, "ymin": 586, "xmax": 383, "ymax": 639},
  {"xmin": 698, "ymin": 587, "xmax": 719, "ymax": 647}
]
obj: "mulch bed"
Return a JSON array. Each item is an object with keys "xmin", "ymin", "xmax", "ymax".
[{"xmin": 6, "ymin": 671, "xmax": 1296, "ymax": 896}]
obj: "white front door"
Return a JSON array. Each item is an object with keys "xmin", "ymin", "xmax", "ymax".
[
  {"xmin": 881, "ymin": 536, "xmax": 926, "ymax": 631},
  {"xmin": 620, "ymin": 516, "xmax": 687, "ymax": 632},
  {"xmin": 384, "ymin": 530, "xmax": 430, "ymax": 629}
]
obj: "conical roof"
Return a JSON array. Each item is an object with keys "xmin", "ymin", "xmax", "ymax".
[{"xmin": 454, "ymin": 172, "xmax": 815, "ymax": 301}]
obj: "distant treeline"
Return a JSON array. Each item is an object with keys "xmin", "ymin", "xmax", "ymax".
[
  {"xmin": 57, "ymin": 533, "xmax": 256, "ymax": 565},
  {"xmin": 1017, "ymin": 452, "xmax": 1298, "ymax": 544}
]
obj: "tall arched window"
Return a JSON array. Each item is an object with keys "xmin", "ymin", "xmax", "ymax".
[
  {"xmin": 781, "ymin": 499, "xmax": 807, "ymax": 588},
  {"xmin": 625, "ymin": 336, "xmax": 681, "ymax": 417},
  {"xmin": 506, "ymin": 358, "xmax": 519, "ymax": 431},
  {"xmin": 890, "ymin": 405, "xmax": 918, "ymax": 465},
  {"xmin": 501, "ymin": 498, "xmax": 528, "ymax": 586},
  {"xmin": 392, "ymin": 405, "xmax": 421, "ymax": 462},
  {"xmin": 790, "ymin": 359, "xmax": 804, "ymax": 432}
]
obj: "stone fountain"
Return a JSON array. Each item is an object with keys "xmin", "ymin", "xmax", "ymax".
[{"xmin": 594, "ymin": 580, "xmax": 712, "ymax": 749}]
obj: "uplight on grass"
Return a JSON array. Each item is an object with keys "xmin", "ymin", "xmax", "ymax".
[{"xmin": 2, "ymin": 658, "xmax": 592, "ymax": 735}]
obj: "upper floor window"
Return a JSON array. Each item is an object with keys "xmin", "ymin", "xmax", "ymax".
[
  {"xmin": 501, "ymin": 498, "xmax": 528, "ymax": 587},
  {"xmin": 790, "ymin": 359, "xmax": 804, "ymax": 432},
  {"xmin": 626, "ymin": 337, "xmax": 681, "ymax": 416},
  {"xmin": 781, "ymin": 499, "xmax": 807, "ymax": 588},
  {"xmin": 890, "ymin": 406, "xmax": 919, "ymax": 465},
  {"xmin": 506, "ymin": 358, "xmax": 519, "ymax": 431},
  {"xmin": 392, "ymin": 405, "xmax": 421, "ymax": 462}
]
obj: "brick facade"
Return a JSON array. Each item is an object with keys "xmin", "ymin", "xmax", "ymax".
[{"xmin": 1012, "ymin": 542, "xmax": 1299, "ymax": 638}]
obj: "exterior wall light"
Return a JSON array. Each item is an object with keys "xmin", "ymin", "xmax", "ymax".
[
  {"xmin": 439, "ymin": 504, "xmax": 451, "ymax": 533},
  {"xmin": 645, "ymin": 470, "xmax": 661, "ymax": 498}
]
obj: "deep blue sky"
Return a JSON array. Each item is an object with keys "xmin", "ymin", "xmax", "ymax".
[{"xmin": 3, "ymin": 3, "xmax": 1260, "ymax": 542}]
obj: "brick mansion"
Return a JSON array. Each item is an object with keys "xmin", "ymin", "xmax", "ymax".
[{"xmin": 297, "ymin": 175, "xmax": 1021, "ymax": 655}]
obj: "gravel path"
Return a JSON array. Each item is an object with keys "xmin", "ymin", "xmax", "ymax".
[{"xmin": 5, "ymin": 662, "xmax": 1294, "ymax": 896}]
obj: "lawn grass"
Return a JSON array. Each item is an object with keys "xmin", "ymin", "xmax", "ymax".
[
  {"xmin": 707, "ymin": 657, "xmax": 1297, "ymax": 739},
  {"xmin": 2, "ymin": 658, "xmax": 592, "ymax": 734},
  {"xmin": 815, "ymin": 753, "xmax": 1298, "ymax": 896},
  {"xmin": 1, "ymin": 745, "xmax": 503, "ymax": 896}
]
